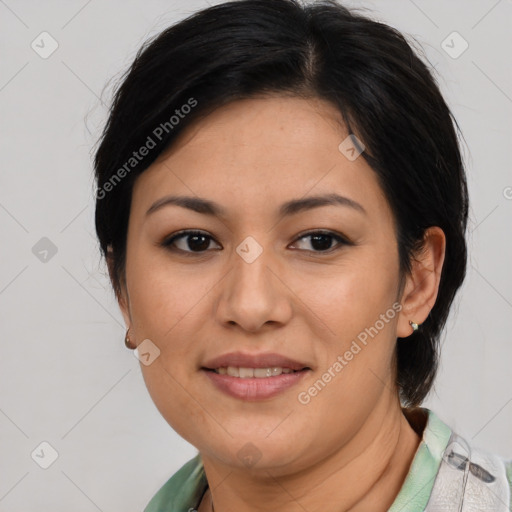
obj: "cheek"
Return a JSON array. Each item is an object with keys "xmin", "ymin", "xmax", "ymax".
[
  {"xmin": 299, "ymin": 250, "xmax": 400, "ymax": 391},
  {"xmin": 140, "ymin": 362, "xmax": 214, "ymax": 448},
  {"xmin": 127, "ymin": 246, "xmax": 209, "ymax": 331},
  {"xmin": 298, "ymin": 251, "xmax": 399, "ymax": 335},
  {"xmin": 127, "ymin": 264, "xmax": 213, "ymax": 441},
  {"xmin": 125, "ymin": 255, "xmax": 211, "ymax": 415}
]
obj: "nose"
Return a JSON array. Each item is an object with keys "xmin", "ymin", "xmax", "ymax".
[{"xmin": 215, "ymin": 241, "xmax": 293, "ymax": 333}]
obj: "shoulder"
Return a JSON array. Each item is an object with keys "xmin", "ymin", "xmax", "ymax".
[
  {"xmin": 143, "ymin": 452, "xmax": 208, "ymax": 512},
  {"xmin": 391, "ymin": 407, "xmax": 511, "ymax": 511},
  {"xmin": 424, "ymin": 409, "xmax": 512, "ymax": 511}
]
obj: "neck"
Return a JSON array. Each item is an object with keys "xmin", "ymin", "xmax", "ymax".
[{"xmin": 199, "ymin": 398, "xmax": 423, "ymax": 512}]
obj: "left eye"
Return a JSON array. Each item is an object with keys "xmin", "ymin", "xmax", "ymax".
[
  {"xmin": 291, "ymin": 231, "xmax": 349, "ymax": 252},
  {"xmin": 160, "ymin": 230, "xmax": 350, "ymax": 255}
]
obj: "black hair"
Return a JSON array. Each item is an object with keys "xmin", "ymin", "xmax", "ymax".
[{"xmin": 93, "ymin": 0, "xmax": 469, "ymax": 407}]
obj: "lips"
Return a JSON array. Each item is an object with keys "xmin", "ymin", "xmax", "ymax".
[{"xmin": 201, "ymin": 351, "xmax": 311, "ymax": 372}]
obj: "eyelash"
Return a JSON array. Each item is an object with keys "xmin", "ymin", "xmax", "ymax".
[{"xmin": 160, "ymin": 229, "xmax": 353, "ymax": 256}]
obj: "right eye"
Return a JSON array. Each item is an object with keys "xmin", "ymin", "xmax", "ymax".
[{"xmin": 160, "ymin": 230, "xmax": 222, "ymax": 255}]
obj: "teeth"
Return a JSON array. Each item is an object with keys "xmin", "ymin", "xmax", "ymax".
[
  {"xmin": 239, "ymin": 367, "xmax": 254, "ymax": 378},
  {"xmin": 215, "ymin": 366, "xmax": 297, "ymax": 378},
  {"xmin": 227, "ymin": 366, "xmax": 239, "ymax": 377}
]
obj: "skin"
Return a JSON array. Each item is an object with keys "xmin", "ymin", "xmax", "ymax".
[{"xmin": 113, "ymin": 96, "xmax": 446, "ymax": 512}]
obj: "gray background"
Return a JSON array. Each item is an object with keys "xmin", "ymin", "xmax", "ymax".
[{"xmin": 1, "ymin": 0, "xmax": 511, "ymax": 510}]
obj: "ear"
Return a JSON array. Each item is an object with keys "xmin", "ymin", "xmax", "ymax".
[
  {"xmin": 397, "ymin": 227, "xmax": 446, "ymax": 338},
  {"xmin": 106, "ymin": 246, "xmax": 132, "ymax": 329}
]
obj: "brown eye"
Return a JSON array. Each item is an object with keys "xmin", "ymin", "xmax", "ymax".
[
  {"xmin": 290, "ymin": 231, "xmax": 352, "ymax": 253},
  {"xmin": 161, "ymin": 230, "xmax": 221, "ymax": 254}
]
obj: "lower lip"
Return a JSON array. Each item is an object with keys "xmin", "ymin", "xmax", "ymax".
[{"xmin": 202, "ymin": 369, "xmax": 310, "ymax": 401}]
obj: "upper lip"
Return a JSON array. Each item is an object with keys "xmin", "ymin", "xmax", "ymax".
[{"xmin": 202, "ymin": 352, "xmax": 311, "ymax": 371}]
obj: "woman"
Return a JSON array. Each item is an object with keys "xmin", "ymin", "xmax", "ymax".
[{"xmin": 93, "ymin": 0, "xmax": 512, "ymax": 510}]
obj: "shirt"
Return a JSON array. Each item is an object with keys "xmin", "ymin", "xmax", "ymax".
[{"xmin": 143, "ymin": 407, "xmax": 512, "ymax": 511}]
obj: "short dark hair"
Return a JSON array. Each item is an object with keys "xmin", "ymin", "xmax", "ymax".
[{"xmin": 93, "ymin": 0, "xmax": 469, "ymax": 407}]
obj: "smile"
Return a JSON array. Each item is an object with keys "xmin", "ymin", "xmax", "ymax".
[
  {"xmin": 202, "ymin": 367, "xmax": 311, "ymax": 400},
  {"xmin": 210, "ymin": 366, "xmax": 302, "ymax": 377}
]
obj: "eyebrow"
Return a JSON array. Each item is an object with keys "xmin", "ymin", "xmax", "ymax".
[{"xmin": 145, "ymin": 193, "xmax": 367, "ymax": 218}]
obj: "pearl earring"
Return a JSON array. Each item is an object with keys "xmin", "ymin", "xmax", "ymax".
[{"xmin": 409, "ymin": 320, "xmax": 420, "ymax": 332}]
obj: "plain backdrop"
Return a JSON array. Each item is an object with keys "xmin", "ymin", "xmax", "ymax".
[{"xmin": 1, "ymin": 0, "xmax": 511, "ymax": 510}]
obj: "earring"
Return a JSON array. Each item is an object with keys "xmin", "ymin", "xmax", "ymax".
[
  {"xmin": 409, "ymin": 320, "xmax": 420, "ymax": 332},
  {"xmin": 125, "ymin": 329, "xmax": 136, "ymax": 349}
]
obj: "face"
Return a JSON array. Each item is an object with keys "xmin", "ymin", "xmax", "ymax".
[{"xmin": 118, "ymin": 96, "xmax": 410, "ymax": 473}]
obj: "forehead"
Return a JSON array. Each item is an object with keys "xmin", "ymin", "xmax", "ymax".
[
  {"xmin": 164, "ymin": 95, "xmax": 347, "ymax": 168},
  {"xmin": 131, "ymin": 96, "xmax": 390, "ymax": 223}
]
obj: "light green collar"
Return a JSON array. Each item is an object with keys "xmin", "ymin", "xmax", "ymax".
[{"xmin": 388, "ymin": 408, "xmax": 452, "ymax": 511}]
